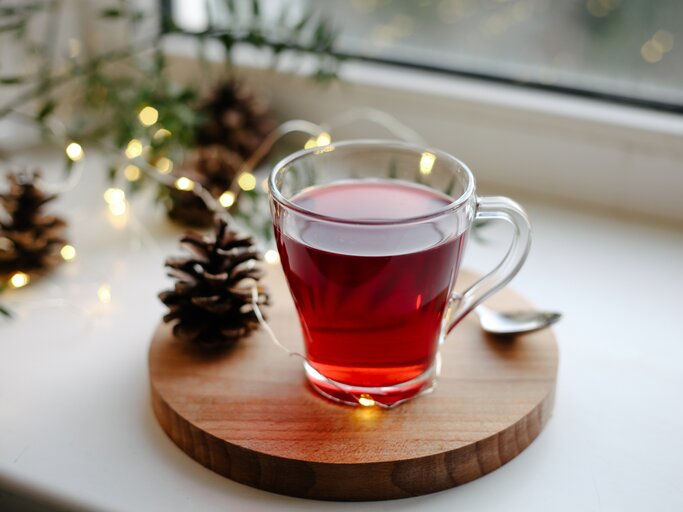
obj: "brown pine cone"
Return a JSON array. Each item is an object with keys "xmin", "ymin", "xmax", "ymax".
[
  {"xmin": 159, "ymin": 217, "xmax": 269, "ymax": 348},
  {"xmin": 195, "ymin": 80, "xmax": 276, "ymax": 157},
  {"xmin": 166, "ymin": 145, "xmax": 244, "ymax": 227},
  {"xmin": 0, "ymin": 170, "xmax": 67, "ymax": 277}
]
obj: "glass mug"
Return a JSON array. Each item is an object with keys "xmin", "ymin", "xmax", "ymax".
[{"xmin": 268, "ymin": 140, "xmax": 531, "ymax": 407}]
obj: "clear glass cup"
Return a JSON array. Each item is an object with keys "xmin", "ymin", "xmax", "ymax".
[{"xmin": 269, "ymin": 140, "xmax": 531, "ymax": 407}]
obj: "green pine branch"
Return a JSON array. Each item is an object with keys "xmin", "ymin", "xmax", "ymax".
[
  {"xmin": 0, "ymin": 0, "xmax": 343, "ymax": 135},
  {"xmin": 165, "ymin": 0, "xmax": 344, "ymax": 81},
  {"xmin": 0, "ymin": 42, "xmax": 155, "ymax": 120}
]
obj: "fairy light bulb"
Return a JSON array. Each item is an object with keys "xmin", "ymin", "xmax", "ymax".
[
  {"xmin": 123, "ymin": 165, "xmax": 141, "ymax": 182},
  {"xmin": 419, "ymin": 151, "xmax": 436, "ymax": 175},
  {"xmin": 153, "ymin": 128, "xmax": 172, "ymax": 140},
  {"xmin": 138, "ymin": 106, "xmax": 159, "ymax": 127},
  {"xmin": 305, "ymin": 132, "xmax": 332, "ymax": 149},
  {"xmin": 103, "ymin": 188, "xmax": 127, "ymax": 216},
  {"xmin": 9, "ymin": 271, "xmax": 30, "ymax": 289},
  {"xmin": 316, "ymin": 131, "xmax": 331, "ymax": 146},
  {"xmin": 65, "ymin": 142, "xmax": 84, "ymax": 161},
  {"xmin": 125, "ymin": 139, "xmax": 143, "ymax": 159},
  {"xmin": 97, "ymin": 283, "xmax": 111, "ymax": 304},
  {"xmin": 264, "ymin": 249, "xmax": 279, "ymax": 264},
  {"xmin": 175, "ymin": 177, "xmax": 194, "ymax": 191},
  {"xmin": 155, "ymin": 157, "xmax": 173, "ymax": 174},
  {"xmin": 103, "ymin": 187, "xmax": 125, "ymax": 205},
  {"xmin": 219, "ymin": 191, "xmax": 236, "ymax": 208},
  {"xmin": 60, "ymin": 244, "xmax": 77, "ymax": 261},
  {"xmin": 238, "ymin": 173, "xmax": 256, "ymax": 191},
  {"xmin": 358, "ymin": 394, "xmax": 375, "ymax": 407}
]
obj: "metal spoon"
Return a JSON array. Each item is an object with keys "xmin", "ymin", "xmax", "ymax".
[{"xmin": 476, "ymin": 305, "xmax": 561, "ymax": 336}]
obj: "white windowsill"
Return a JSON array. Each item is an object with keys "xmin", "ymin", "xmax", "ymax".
[{"xmin": 1, "ymin": 149, "xmax": 682, "ymax": 512}]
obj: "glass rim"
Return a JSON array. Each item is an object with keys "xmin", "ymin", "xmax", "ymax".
[{"xmin": 268, "ymin": 139, "xmax": 476, "ymax": 226}]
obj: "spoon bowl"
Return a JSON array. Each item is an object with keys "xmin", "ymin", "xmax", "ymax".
[{"xmin": 476, "ymin": 305, "xmax": 561, "ymax": 336}]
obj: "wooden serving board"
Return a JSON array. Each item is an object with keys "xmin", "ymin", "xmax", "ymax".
[{"xmin": 149, "ymin": 267, "xmax": 558, "ymax": 501}]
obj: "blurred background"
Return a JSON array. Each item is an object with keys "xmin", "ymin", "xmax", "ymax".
[{"xmin": 172, "ymin": 0, "xmax": 682, "ymax": 111}]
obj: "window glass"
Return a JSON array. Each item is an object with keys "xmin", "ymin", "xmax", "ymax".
[{"xmin": 170, "ymin": 0, "xmax": 683, "ymax": 112}]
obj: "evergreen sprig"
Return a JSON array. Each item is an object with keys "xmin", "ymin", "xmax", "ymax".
[
  {"xmin": 0, "ymin": 0, "xmax": 341, "ymax": 192},
  {"xmin": 170, "ymin": 0, "xmax": 344, "ymax": 82}
]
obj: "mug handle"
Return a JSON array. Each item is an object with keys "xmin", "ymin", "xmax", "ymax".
[{"xmin": 446, "ymin": 196, "xmax": 532, "ymax": 334}]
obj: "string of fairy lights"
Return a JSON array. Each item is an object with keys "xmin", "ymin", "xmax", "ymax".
[
  {"xmin": 1, "ymin": 107, "xmax": 416, "ymax": 303},
  {"xmin": 1, "ymin": 105, "xmax": 429, "ymax": 407}
]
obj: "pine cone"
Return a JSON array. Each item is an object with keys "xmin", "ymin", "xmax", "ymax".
[
  {"xmin": 165, "ymin": 80, "xmax": 276, "ymax": 227},
  {"xmin": 159, "ymin": 217, "xmax": 269, "ymax": 348},
  {"xmin": 195, "ymin": 80, "xmax": 276, "ymax": 157},
  {"xmin": 167, "ymin": 145, "xmax": 243, "ymax": 227},
  {"xmin": 0, "ymin": 170, "xmax": 67, "ymax": 277}
]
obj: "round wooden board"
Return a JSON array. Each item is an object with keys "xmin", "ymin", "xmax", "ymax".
[{"xmin": 149, "ymin": 267, "xmax": 558, "ymax": 501}]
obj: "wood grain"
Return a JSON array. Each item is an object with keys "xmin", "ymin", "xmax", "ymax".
[{"xmin": 149, "ymin": 267, "xmax": 558, "ymax": 501}]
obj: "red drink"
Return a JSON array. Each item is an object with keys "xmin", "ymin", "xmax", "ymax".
[{"xmin": 275, "ymin": 181, "xmax": 467, "ymax": 402}]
